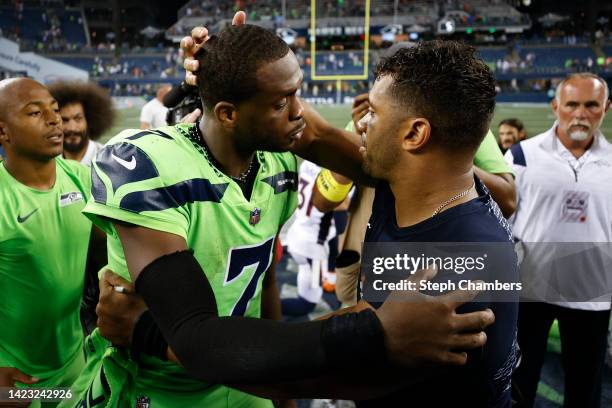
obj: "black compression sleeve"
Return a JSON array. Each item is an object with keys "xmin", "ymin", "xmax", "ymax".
[
  {"xmin": 131, "ymin": 310, "xmax": 168, "ymax": 361},
  {"xmin": 135, "ymin": 250, "xmax": 387, "ymax": 385}
]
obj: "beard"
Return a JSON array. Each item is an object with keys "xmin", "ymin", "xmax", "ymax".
[
  {"xmin": 568, "ymin": 129, "xmax": 590, "ymax": 142},
  {"xmin": 63, "ymin": 131, "xmax": 89, "ymax": 153}
]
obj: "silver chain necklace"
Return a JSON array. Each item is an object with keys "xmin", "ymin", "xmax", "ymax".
[{"xmin": 431, "ymin": 182, "xmax": 475, "ymax": 217}]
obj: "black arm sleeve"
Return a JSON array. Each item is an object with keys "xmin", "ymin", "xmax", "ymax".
[{"xmin": 135, "ymin": 250, "xmax": 386, "ymax": 385}]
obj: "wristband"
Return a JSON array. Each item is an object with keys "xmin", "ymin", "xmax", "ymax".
[{"xmin": 316, "ymin": 168, "xmax": 353, "ymax": 203}]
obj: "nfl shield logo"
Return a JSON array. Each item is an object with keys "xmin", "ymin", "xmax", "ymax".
[
  {"xmin": 249, "ymin": 208, "xmax": 261, "ymax": 226},
  {"xmin": 136, "ymin": 396, "xmax": 151, "ymax": 408}
]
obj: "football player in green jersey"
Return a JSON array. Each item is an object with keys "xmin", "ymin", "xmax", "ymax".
[
  {"xmin": 0, "ymin": 78, "xmax": 98, "ymax": 407},
  {"xmin": 69, "ymin": 21, "xmax": 495, "ymax": 408}
]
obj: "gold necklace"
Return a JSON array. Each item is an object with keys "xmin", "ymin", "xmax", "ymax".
[{"xmin": 431, "ymin": 182, "xmax": 475, "ymax": 217}]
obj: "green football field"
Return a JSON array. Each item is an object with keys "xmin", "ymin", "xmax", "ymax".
[{"xmin": 101, "ymin": 103, "xmax": 612, "ymax": 143}]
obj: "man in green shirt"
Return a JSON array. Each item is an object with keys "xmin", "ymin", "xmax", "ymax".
[{"xmin": 0, "ymin": 78, "xmax": 95, "ymax": 406}]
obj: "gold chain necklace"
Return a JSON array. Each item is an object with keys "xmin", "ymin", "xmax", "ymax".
[{"xmin": 431, "ymin": 182, "xmax": 475, "ymax": 217}]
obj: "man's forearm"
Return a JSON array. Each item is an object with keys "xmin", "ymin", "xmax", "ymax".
[
  {"xmin": 292, "ymin": 102, "xmax": 376, "ymax": 186},
  {"xmin": 312, "ymin": 170, "xmax": 354, "ymax": 213},
  {"xmin": 473, "ymin": 167, "xmax": 516, "ymax": 218},
  {"xmin": 261, "ymin": 258, "xmax": 282, "ymax": 321},
  {"xmin": 138, "ymin": 251, "xmax": 387, "ymax": 385}
]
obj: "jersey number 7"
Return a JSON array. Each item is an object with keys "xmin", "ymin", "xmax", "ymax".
[{"xmin": 223, "ymin": 237, "xmax": 275, "ymax": 316}]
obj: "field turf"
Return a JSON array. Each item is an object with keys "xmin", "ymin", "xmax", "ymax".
[{"xmin": 101, "ymin": 102, "xmax": 612, "ymax": 143}]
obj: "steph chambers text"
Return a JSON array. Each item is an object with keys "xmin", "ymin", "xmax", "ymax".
[{"xmin": 372, "ymin": 279, "xmax": 523, "ymax": 292}]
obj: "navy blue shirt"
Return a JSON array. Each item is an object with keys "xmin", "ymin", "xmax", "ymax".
[{"xmin": 358, "ymin": 178, "xmax": 518, "ymax": 408}]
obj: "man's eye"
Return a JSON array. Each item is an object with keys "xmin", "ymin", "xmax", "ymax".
[{"xmin": 28, "ymin": 111, "xmax": 41, "ymax": 117}]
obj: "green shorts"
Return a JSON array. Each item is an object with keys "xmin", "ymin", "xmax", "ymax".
[{"xmin": 58, "ymin": 329, "xmax": 273, "ymax": 408}]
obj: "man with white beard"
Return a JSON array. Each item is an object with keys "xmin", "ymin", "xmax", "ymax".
[{"xmin": 505, "ymin": 73, "xmax": 612, "ymax": 408}]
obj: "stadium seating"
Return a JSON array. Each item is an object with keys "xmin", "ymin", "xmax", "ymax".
[
  {"xmin": 0, "ymin": 6, "xmax": 86, "ymax": 45},
  {"xmin": 59, "ymin": 9, "xmax": 87, "ymax": 45}
]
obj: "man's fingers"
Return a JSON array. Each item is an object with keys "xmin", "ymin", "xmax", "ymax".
[
  {"xmin": 103, "ymin": 270, "xmax": 134, "ymax": 293},
  {"xmin": 180, "ymin": 36, "xmax": 194, "ymax": 53},
  {"xmin": 351, "ymin": 104, "xmax": 369, "ymax": 123},
  {"xmin": 440, "ymin": 284, "xmax": 482, "ymax": 308},
  {"xmin": 183, "ymin": 58, "xmax": 199, "ymax": 73},
  {"xmin": 181, "ymin": 36, "xmax": 205, "ymax": 57},
  {"xmin": 443, "ymin": 351, "xmax": 468, "ymax": 365},
  {"xmin": 450, "ymin": 331, "xmax": 488, "ymax": 350},
  {"xmin": 408, "ymin": 265, "xmax": 437, "ymax": 285},
  {"xmin": 11, "ymin": 369, "xmax": 38, "ymax": 385},
  {"xmin": 190, "ymin": 26, "xmax": 209, "ymax": 43},
  {"xmin": 352, "ymin": 93, "xmax": 369, "ymax": 107},
  {"xmin": 99, "ymin": 269, "xmax": 113, "ymax": 291},
  {"xmin": 179, "ymin": 108, "xmax": 201, "ymax": 124},
  {"xmin": 352, "ymin": 101, "xmax": 369, "ymax": 115},
  {"xmin": 185, "ymin": 72, "xmax": 198, "ymax": 87},
  {"xmin": 452, "ymin": 308, "xmax": 495, "ymax": 333},
  {"xmin": 232, "ymin": 11, "xmax": 247, "ymax": 25},
  {"xmin": 383, "ymin": 266, "xmax": 437, "ymax": 301}
]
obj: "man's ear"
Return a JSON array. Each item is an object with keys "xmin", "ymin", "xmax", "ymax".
[
  {"xmin": 399, "ymin": 117, "xmax": 431, "ymax": 152},
  {"xmin": 551, "ymin": 98, "xmax": 559, "ymax": 118},
  {"xmin": 213, "ymin": 102, "xmax": 238, "ymax": 128},
  {"xmin": 0, "ymin": 122, "xmax": 9, "ymax": 145}
]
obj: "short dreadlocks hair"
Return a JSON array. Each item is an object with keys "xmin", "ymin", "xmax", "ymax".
[
  {"xmin": 48, "ymin": 80, "xmax": 115, "ymax": 140},
  {"xmin": 374, "ymin": 40, "xmax": 496, "ymax": 152},
  {"xmin": 196, "ymin": 24, "xmax": 290, "ymax": 111}
]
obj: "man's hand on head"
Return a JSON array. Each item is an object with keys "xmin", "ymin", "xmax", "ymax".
[
  {"xmin": 376, "ymin": 266, "xmax": 494, "ymax": 367},
  {"xmin": 352, "ymin": 93, "xmax": 370, "ymax": 134},
  {"xmin": 181, "ymin": 11, "xmax": 247, "ymax": 86},
  {"xmin": 179, "ymin": 108, "xmax": 202, "ymax": 124},
  {"xmin": 96, "ymin": 269, "xmax": 147, "ymax": 347}
]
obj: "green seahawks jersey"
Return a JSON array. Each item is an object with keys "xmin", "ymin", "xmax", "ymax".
[
  {"xmin": 0, "ymin": 158, "xmax": 91, "ymax": 382},
  {"xmin": 80, "ymin": 123, "xmax": 298, "ymax": 403}
]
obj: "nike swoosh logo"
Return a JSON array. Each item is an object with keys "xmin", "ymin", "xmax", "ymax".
[
  {"xmin": 111, "ymin": 154, "xmax": 136, "ymax": 170},
  {"xmin": 17, "ymin": 208, "xmax": 39, "ymax": 223}
]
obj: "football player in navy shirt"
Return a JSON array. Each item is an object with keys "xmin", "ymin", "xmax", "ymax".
[
  {"xmin": 332, "ymin": 41, "xmax": 520, "ymax": 407},
  {"xmin": 181, "ymin": 30, "xmax": 519, "ymax": 406}
]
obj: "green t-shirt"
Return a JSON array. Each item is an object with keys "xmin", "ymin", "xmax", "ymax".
[
  {"xmin": 0, "ymin": 158, "xmax": 92, "ymax": 380},
  {"xmin": 474, "ymin": 130, "xmax": 513, "ymax": 175},
  {"xmin": 346, "ymin": 121, "xmax": 512, "ymax": 175},
  {"xmin": 82, "ymin": 124, "xmax": 298, "ymax": 391}
]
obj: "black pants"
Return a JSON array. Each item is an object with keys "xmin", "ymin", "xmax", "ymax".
[{"xmin": 513, "ymin": 302, "xmax": 610, "ymax": 408}]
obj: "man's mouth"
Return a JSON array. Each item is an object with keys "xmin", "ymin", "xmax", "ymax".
[
  {"xmin": 47, "ymin": 130, "xmax": 63, "ymax": 143},
  {"xmin": 570, "ymin": 124, "xmax": 590, "ymax": 131},
  {"xmin": 289, "ymin": 124, "xmax": 306, "ymax": 141}
]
